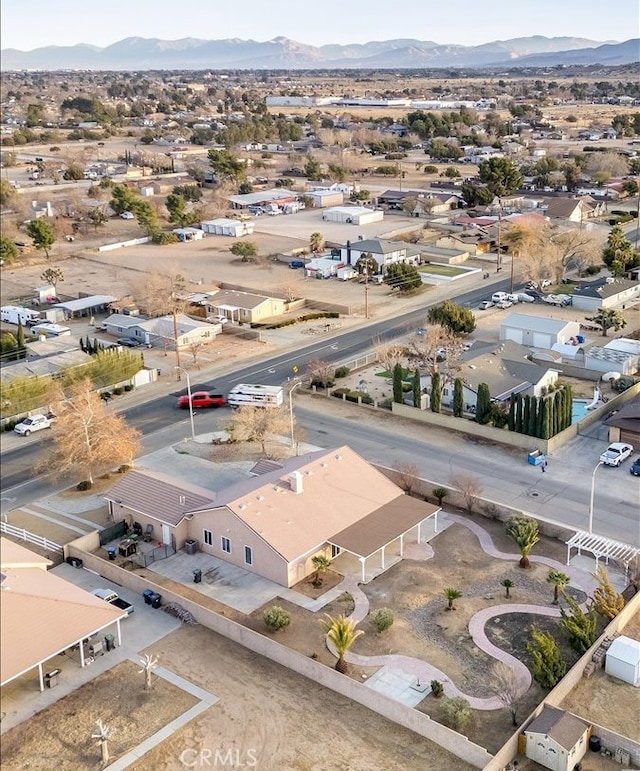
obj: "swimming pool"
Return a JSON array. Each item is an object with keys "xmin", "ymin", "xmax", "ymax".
[{"xmin": 572, "ymin": 399, "xmax": 590, "ymax": 423}]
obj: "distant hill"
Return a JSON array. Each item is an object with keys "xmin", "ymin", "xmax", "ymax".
[{"xmin": 1, "ymin": 35, "xmax": 637, "ymax": 71}]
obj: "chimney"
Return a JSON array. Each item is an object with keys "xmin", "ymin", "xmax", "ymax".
[{"xmin": 290, "ymin": 471, "xmax": 304, "ymax": 494}]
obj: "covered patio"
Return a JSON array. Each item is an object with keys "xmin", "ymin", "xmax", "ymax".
[{"xmin": 329, "ymin": 497, "xmax": 441, "ymax": 583}]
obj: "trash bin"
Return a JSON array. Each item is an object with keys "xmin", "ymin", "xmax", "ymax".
[
  {"xmin": 104, "ymin": 634, "xmax": 115, "ymax": 651},
  {"xmin": 44, "ymin": 669, "xmax": 60, "ymax": 688},
  {"xmin": 185, "ymin": 538, "xmax": 198, "ymax": 555},
  {"xmin": 107, "ymin": 547, "xmax": 117, "ymax": 561},
  {"xmin": 193, "ymin": 568, "xmax": 202, "ymax": 584},
  {"xmin": 149, "ymin": 592, "xmax": 162, "ymax": 609},
  {"xmin": 142, "ymin": 589, "xmax": 155, "ymax": 605}
]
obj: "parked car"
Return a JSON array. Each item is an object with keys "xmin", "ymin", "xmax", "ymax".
[
  {"xmin": 14, "ymin": 413, "xmax": 55, "ymax": 436},
  {"xmin": 630, "ymin": 457, "xmax": 640, "ymax": 476},
  {"xmin": 506, "ymin": 294, "xmax": 520, "ymax": 304},
  {"xmin": 525, "ymin": 279, "xmax": 551, "ymax": 290},
  {"xmin": 116, "ymin": 337, "xmax": 141, "ymax": 347},
  {"xmin": 211, "ymin": 315, "xmax": 228, "ymax": 324},
  {"xmin": 516, "ymin": 293, "xmax": 535, "ymax": 303},
  {"xmin": 495, "ymin": 299, "xmax": 513, "ymax": 309},
  {"xmin": 91, "ymin": 588, "xmax": 134, "ymax": 616},
  {"xmin": 289, "ymin": 260, "xmax": 305, "ymax": 269},
  {"xmin": 491, "ymin": 291, "xmax": 509, "ymax": 303},
  {"xmin": 600, "ymin": 442, "xmax": 634, "ymax": 467},
  {"xmin": 479, "ymin": 300, "xmax": 494, "ymax": 310},
  {"xmin": 178, "ymin": 391, "xmax": 226, "ymax": 409},
  {"xmin": 119, "ymin": 211, "xmax": 135, "ymax": 220}
]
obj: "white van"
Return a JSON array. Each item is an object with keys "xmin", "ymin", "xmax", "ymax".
[{"xmin": 491, "ymin": 291, "xmax": 508, "ymax": 303}]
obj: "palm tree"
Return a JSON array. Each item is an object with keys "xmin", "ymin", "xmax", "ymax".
[
  {"xmin": 321, "ymin": 613, "xmax": 364, "ymax": 673},
  {"xmin": 547, "ymin": 570, "xmax": 570, "ymax": 605},
  {"xmin": 311, "ymin": 554, "xmax": 332, "ymax": 587},
  {"xmin": 505, "ymin": 515, "xmax": 540, "ymax": 568},
  {"xmin": 443, "ymin": 587, "xmax": 462, "ymax": 611},
  {"xmin": 432, "ymin": 486, "xmax": 449, "ymax": 507},
  {"xmin": 501, "ymin": 579, "xmax": 514, "ymax": 599}
]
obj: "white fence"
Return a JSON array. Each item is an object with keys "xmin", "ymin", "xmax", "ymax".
[{"xmin": 0, "ymin": 521, "xmax": 63, "ymax": 555}]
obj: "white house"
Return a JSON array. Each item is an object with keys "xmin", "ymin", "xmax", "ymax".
[
  {"xmin": 102, "ymin": 313, "xmax": 221, "ymax": 349},
  {"xmin": 524, "ymin": 706, "xmax": 589, "ymax": 771},
  {"xmin": 605, "ymin": 635, "xmax": 640, "ymax": 686},
  {"xmin": 305, "ymin": 257, "xmax": 344, "ymax": 279},
  {"xmin": 201, "ymin": 218, "xmax": 255, "ymax": 237},
  {"xmin": 322, "ymin": 206, "xmax": 383, "ymax": 226},
  {"xmin": 571, "ymin": 277, "xmax": 640, "ymax": 311},
  {"xmin": 500, "ymin": 313, "xmax": 580, "ymax": 349},
  {"xmin": 338, "ymin": 238, "xmax": 422, "ymax": 274}
]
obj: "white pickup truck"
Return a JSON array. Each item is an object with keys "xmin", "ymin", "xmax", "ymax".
[
  {"xmin": 91, "ymin": 588, "xmax": 134, "ymax": 616},
  {"xmin": 14, "ymin": 413, "xmax": 55, "ymax": 436}
]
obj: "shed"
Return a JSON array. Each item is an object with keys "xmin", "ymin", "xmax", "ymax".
[
  {"xmin": 172, "ymin": 227, "xmax": 204, "ymax": 241},
  {"xmin": 336, "ymin": 266, "xmax": 357, "ymax": 281},
  {"xmin": 524, "ymin": 705, "xmax": 589, "ymax": 771},
  {"xmin": 305, "ymin": 258, "xmax": 344, "ymax": 279},
  {"xmin": 500, "ymin": 313, "xmax": 580, "ymax": 349},
  {"xmin": 322, "ymin": 206, "xmax": 384, "ymax": 225},
  {"xmin": 605, "ymin": 635, "xmax": 640, "ymax": 686},
  {"xmin": 201, "ymin": 218, "xmax": 255, "ymax": 237},
  {"xmin": 308, "ymin": 190, "xmax": 344, "ymax": 208}
]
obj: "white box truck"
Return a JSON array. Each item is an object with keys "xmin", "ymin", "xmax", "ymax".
[
  {"xmin": 227, "ymin": 383, "xmax": 284, "ymax": 409},
  {"xmin": 1, "ymin": 305, "xmax": 41, "ymax": 326}
]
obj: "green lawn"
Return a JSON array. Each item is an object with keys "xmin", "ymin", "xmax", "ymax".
[{"xmin": 418, "ymin": 263, "xmax": 471, "ymax": 277}]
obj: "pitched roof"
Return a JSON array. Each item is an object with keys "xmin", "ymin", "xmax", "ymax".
[
  {"xmin": 1, "ymin": 539, "xmax": 52, "ymax": 569},
  {"xmin": 526, "ymin": 706, "xmax": 588, "ymax": 750},
  {"xmin": 104, "ymin": 469, "xmax": 215, "ymax": 526},
  {"xmin": 344, "ymin": 238, "xmax": 421, "ymax": 257},
  {"xmin": 192, "ymin": 446, "xmax": 430, "ymax": 562},
  {"xmin": 0, "ymin": 539, "xmax": 124, "ymax": 686},
  {"xmin": 207, "ymin": 290, "xmax": 275, "ymax": 310},
  {"xmin": 502, "ymin": 312, "xmax": 576, "ymax": 334},
  {"xmin": 459, "ymin": 340, "xmax": 551, "ymax": 397},
  {"xmin": 603, "ymin": 396, "xmax": 640, "ymax": 431},
  {"xmin": 572, "ymin": 277, "xmax": 638, "ymax": 299}
]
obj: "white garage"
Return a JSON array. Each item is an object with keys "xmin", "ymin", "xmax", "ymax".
[
  {"xmin": 605, "ymin": 635, "xmax": 640, "ymax": 686},
  {"xmin": 500, "ymin": 313, "xmax": 580, "ymax": 349},
  {"xmin": 322, "ymin": 206, "xmax": 384, "ymax": 226},
  {"xmin": 201, "ymin": 218, "xmax": 255, "ymax": 237}
]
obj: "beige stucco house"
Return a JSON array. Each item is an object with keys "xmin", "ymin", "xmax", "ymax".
[{"xmin": 105, "ymin": 446, "xmax": 440, "ymax": 587}]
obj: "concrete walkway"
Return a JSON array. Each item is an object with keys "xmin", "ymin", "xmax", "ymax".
[{"xmin": 322, "ymin": 512, "xmax": 601, "ymax": 710}]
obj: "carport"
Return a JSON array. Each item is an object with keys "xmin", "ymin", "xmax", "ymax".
[{"xmin": 328, "ymin": 497, "xmax": 440, "ymax": 582}]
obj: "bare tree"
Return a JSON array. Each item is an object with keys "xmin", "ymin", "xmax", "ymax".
[
  {"xmin": 138, "ymin": 653, "xmax": 159, "ymax": 691},
  {"xmin": 491, "ymin": 661, "xmax": 521, "ymax": 726},
  {"xmin": 227, "ymin": 406, "xmax": 292, "ymax": 457},
  {"xmin": 187, "ymin": 339, "xmax": 207, "ymax": 367},
  {"xmin": 91, "ymin": 719, "xmax": 112, "ymax": 765},
  {"xmin": 405, "ymin": 325, "xmax": 464, "ymax": 377},
  {"xmin": 393, "ymin": 460, "xmax": 420, "ymax": 494},
  {"xmin": 374, "ymin": 340, "xmax": 407, "ymax": 375},
  {"xmin": 448, "ymin": 472, "xmax": 483, "ymax": 513},
  {"xmin": 307, "ymin": 358, "xmax": 335, "ymax": 387},
  {"xmin": 279, "ymin": 282, "xmax": 301, "ymax": 303},
  {"xmin": 130, "ymin": 270, "xmax": 187, "ymax": 318},
  {"xmin": 34, "ymin": 378, "xmax": 141, "ymax": 485}
]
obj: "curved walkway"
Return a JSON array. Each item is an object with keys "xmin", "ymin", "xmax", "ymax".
[{"xmin": 323, "ymin": 512, "xmax": 599, "ymax": 710}]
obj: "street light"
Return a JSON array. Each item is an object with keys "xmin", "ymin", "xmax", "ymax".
[
  {"xmin": 588, "ymin": 461, "xmax": 604, "ymax": 534},
  {"xmin": 289, "ymin": 380, "xmax": 303, "ymax": 454},
  {"xmin": 175, "ymin": 366, "xmax": 195, "ymax": 440}
]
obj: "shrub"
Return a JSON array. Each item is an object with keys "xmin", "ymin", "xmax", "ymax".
[
  {"xmin": 439, "ymin": 696, "xmax": 472, "ymax": 730},
  {"xmin": 345, "ymin": 390, "xmax": 373, "ymax": 404},
  {"xmin": 430, "ymin": 679, "xmax": 444, "ymax": 697},
  {"xmin": 331, "ymin": 387, "xmax": 351, "ymax": 398},
  {"xmin": 263, "ymin": 605, "xmax": 291, "ymax": 632},
  {"xmin": 117, "ymin": 464, "xmax": 131, "ymax": 474},
  {"xmin": 112, "ymin": 387, "xmax": 123, "ymax": 395},
  {"xmin": 584, "ymin": 264, "xmax": 602, "ymax": 275},
  {"xmin": 152, "ymin": 231, "xmax": 180, "ymax": 245},
  {"xmin": 370, "ymin": 608, "xmax": 394, "ymax": 632},
  {"xmin": 612, "ymin": 376, "xmax": 636, "ymax": 393},
  {"xmin": 76, "ymin": 480, "xmax": 92, "ymax": 491},
  {"xmin": 334, "ymin": 366, "xmax": 350, "ymax": 379},
  {"xmin": 123, "ymin": 384, "xmax": 133, "ymax": 392}
]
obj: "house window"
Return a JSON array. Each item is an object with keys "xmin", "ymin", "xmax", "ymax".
[
  {"xmin": 203, "ymin": 529, "xmax": 213, "ymax": 546},
  {"xmin": 221, "ymin": 536, "xmax": 231, "ymax": 553},
  {"xmin": 443, "ymin": 388, "xmax": 449, "ymax": 396},
  {"xmin": 244, "ymin": 546, "xmax": 253, "ymax": 565},
  {"xmin": 331, "ymin": 544, "xmax": 341, "ymax": 558}
]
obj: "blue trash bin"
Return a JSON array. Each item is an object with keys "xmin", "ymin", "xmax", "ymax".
[{"xmin": 142, "ymin": 589, "xmax": 155, "ymax": 605}]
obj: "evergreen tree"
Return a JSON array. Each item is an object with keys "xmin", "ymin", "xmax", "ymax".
[
  {"xmin": 431, "ymin": 372, "xmax": 441, "ymax": 413},
  {"xmin": 551, "ymin": 391, "xmax": 560, "ymax": 436},
  {"xmin": 507, "ymin": 393, "xmax": 516, "ymax": 431},
  {"xmin": 515, "ymin": 394, "xmax": 524, "ymax": 433},
  {"xmin": 591, "ymin": 565, "xmax": 625, "ymax": 620},
  {"xmin": 16, "ymin": 320, "xmax": 25, "ymax": 350},
  {"xmin": 523, "ymin": 395, "xmax": 531, "ymax": 435},
  {"xmin": 536, "ymin": 396, "xmax": 545, "ymax": 438},
  {"xmin": 559, "ymin": 592, "xmax": 597, "ymax": 654},
  {"xmin": 564, "ymin": 385, "xmax": 573, "ymax": 429},
  {"xmin": 527, "ymin": 396, "xmax": 538, "ymax": 436},
  {"xmin": 527, "ymin": 626, "xmax": 566, "ymax": 689},
  {"xmin": 476, "ymin": 383, "xmax": 491, "ymax": 424},
  {"xmin": 93, "ymin": 338, "xmax": 99, "ymax": 355},
  {"xmin": 453, "ymin": 378, "xmax": 464, "ymax": 418},
  {"xmin": 542, "ymin": 397, "xmax": 552, "ymax": 440},
  {"xmin": 412, "ymin": 369, "xmax": 421, "ymax": 408},
  {"xmin": 392, "ymin": 363, "xmax": 404, "ymax": 403}
]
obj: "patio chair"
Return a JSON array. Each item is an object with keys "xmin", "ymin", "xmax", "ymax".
[{"xmin": 143, "ymin": 523, "xmax": 154, "ymax": 542}]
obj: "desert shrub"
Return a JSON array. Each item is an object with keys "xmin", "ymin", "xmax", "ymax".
[
  {"xmin": 76, "ymin": 480, "xmax": 92, "ymax": 491},
  {"xmin": 311, "ymin": 377, "xmax": 335, "ymax": 388},
  {"xmin": 584, "ymin": 264, "xmax": 602, "ymax": 275},
  {"xmin": 430, "ymin": 680, "xmax": 444, "ymax": 697},
  {"xmin": 344, "ymin": 390, "xmax": 373, "ymax": 404},
  {"xmin": 263, "ymin": 605, "xmax": 291, "ymax": 632},
  {"xmin": 334, "ymin": 366, "xmax": 350, "ymax": 379},
  {"xmin": 439, "ymin": 696, "xmax": 472, "ymax": 730},
  {"xmin": 112, "ymin": 387, "xmax": 123, "ymax": 395},
  {"xmin": 117, "ymin": 464, "xmax": 131, "ymax": 474},
  {"xmin": 612, "ymin": 376, "xmax": 636, "ymax": 393},
  {"xmin": 370, "ymin": 608, "xmax": 394, "ymax": 632},
  {"xmin": 123, "ymin": 384, "xmax": 133, "ymax": 392},
  {"xmin": 152, "ymin": 231, "xmax": 180, "ymax": 245},
  {"xmin": 331, "ymin": 387, "xmax": 351, "ymax": 398}
]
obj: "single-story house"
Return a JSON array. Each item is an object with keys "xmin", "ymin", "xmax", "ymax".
[
  {"xmin": 203, "ymin": 290, "xmax": 285, "ymax": 324},
  {"xmin": 524, "ymin": 705, "xmax": 589, "ymax": 771},
  {"xmin": 228, "ymin": 188, "xmax": 298, "ymax": 210},
  {"xmin": 0, "ymin": 539, "xmax": 125, "ymax": 691},
  {"xmin": 419, "ymin": 244, "xmax": 469, "ymax": 265},
  {"xmin": 433, "ymin": 340, "xmax": 559, "ymax": 410},
  {"xmin": 102, "ymin": 313, "xmax": 221, "ymax": 349},
  {"xmin": 339, "ymin": 238, "xmax": 422, "ymax": 274},
  {"xmin": 500, "ymin": 313, "xmax": 580, "ymax": 349},
  {"xmin": 605, "ymin": 635, "xmax": 640, "ymax": 686},
  {"xmin": 105, "ymin": 446, "xmax": 440, "ymax": 587},
  {"xmin": 201, "ymin": 218, "xmax": 255, "ymax": 237},
  {"xmin": 322, "ymin": 206, "xmax": 384, "ymax": 226},
  {"xmin": 435, "ymin": 232, "xmax": 493, "ymax": 256},
  {"xmin": 537, "ymin": 196, "xmax": 601, "ymax": 222},
  {"xmin": 172, "ymin": 227, "xmax": 204, "ymax": 242},
  {"xmin": 604, "ymin": 396, "xmax": 640, "ymax": 445},
  {"xmin": 571, "ymin": 277, "xmax": 640, "ymax": 311},
  {"xmin": 53, "ymin": 295, "xmax": 117, "ymax": 320},
  {"xmin": 0, "ymin": 349, "xmax": 93, "ymax": 384},
  {"xmin": 376, "ymin": 189, "xmax": 461, "ymax": 213}
]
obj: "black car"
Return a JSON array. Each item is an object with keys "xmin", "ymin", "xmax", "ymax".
[
  {"xmin": 630, "ymin": 457, "xmax": 640, "ymax": 476},
  {"xmin": 116, "ymin": 337, "xmax": 141, "ymax": 348}
]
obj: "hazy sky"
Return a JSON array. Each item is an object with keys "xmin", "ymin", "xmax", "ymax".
[{"xmin": 1, "ymin": 0, "xmax": 638, "ymax": 51}]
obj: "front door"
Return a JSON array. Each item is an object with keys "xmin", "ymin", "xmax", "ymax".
[{"xmin": 161, "ymin": 524, "xmax": 171, "ymax": 546}]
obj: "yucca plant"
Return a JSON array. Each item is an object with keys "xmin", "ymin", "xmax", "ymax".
[{"xmin": 443, "ymin": 587, "xmax": 462, "ymax": 611}]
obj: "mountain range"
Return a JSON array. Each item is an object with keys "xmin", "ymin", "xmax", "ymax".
[{"xmin": 2, "ymin": 35, "xmax": 638, "ymax": 71}]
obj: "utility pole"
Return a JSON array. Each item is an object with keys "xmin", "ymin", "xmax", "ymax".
[
  {"xmin": 496, "ymin": 197, "xmax": 503, "ymax": 274},
  {"xmin": 364, "ymin": 269, "xmax": 369, "ymax": 319},
  {"xmin": 172, "ymin": 306, "xmax": 181, "ymax": 378}
]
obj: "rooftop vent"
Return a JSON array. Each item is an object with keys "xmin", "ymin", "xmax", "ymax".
[
  {"xmin": 290, "ymin": 471, "xmax": 304, "ymax": 494},
  {"xmin": 179, "ymin": 495, "xmax": 186, "ymax": 505}
]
